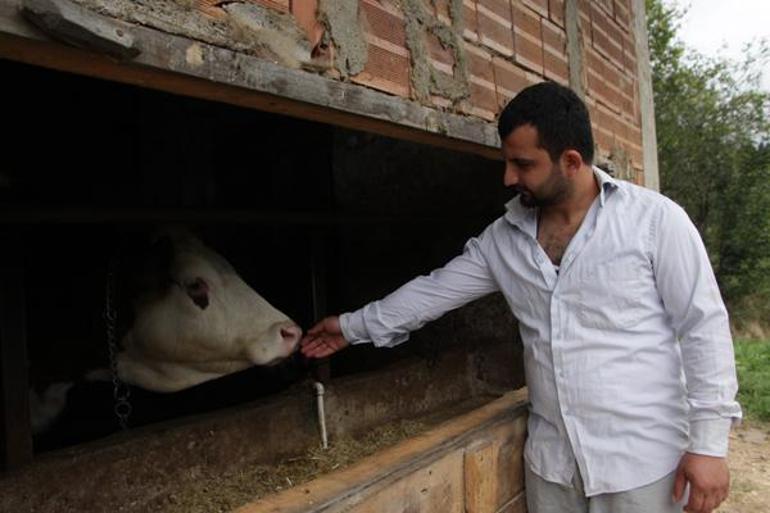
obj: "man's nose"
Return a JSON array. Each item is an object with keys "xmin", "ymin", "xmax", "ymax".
[{"xmin": 503, "ymin": 162, "xmax": 518, "ymax": 187}]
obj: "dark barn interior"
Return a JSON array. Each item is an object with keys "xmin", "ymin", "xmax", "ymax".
[{"xmin": 0, "ymin": 57, "xmax": 524, "ymax": 510}]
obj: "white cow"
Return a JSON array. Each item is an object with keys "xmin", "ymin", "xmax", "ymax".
[{"xmin": 117, "ymin": 230, "xmax": 302, "ymax": 393}]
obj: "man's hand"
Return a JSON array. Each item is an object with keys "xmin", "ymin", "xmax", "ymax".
[
  {"xmin": 673, "ymin": 452, "xmax": 730, "ymax": 513},
  {"xmin": 300, "ymin": 316, "xmax": 350, "ymax": 358}
]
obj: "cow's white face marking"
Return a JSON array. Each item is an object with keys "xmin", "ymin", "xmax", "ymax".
[{"xmin": 117, "ymin": 233, "xmax": 302, "ymax": 392}]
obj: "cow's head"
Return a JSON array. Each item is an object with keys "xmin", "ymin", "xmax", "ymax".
[{"xmin": 117, "ymin": 229, "xmax": 302, "ymax": 392}]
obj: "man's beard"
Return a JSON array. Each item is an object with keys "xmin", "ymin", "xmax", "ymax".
[{"xmin": 512, "ymin": 165, "xmax": 572, "ymax": 208}]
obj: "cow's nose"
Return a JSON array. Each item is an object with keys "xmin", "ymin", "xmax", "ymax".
[{"xmin": 280, "ymin": 325, "xmax": 302, "ymax": 348}]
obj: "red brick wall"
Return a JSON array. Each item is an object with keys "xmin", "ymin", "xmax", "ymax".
[
  {"xmin": 197, "ymin": 0, "xmax": 646, "ymax": 181},
  {"xmin": 579, "ymin": 0, "xmax": 644, "ymax": 182}
]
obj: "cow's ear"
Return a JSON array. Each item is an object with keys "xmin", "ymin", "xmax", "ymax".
[{"xmin": 185, "ymin": 277, "xmax": 209, "ymax": 310}]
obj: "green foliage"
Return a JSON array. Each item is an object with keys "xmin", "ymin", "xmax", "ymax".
[
  {"xmin": 734, "ymin": 339, "xmax": 770, "ymax": 422},
  {"xmin": 646, "ymin": 0, "xmax": 770, "ymax": 322}
]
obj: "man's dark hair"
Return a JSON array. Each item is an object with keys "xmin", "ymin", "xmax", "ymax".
[{"xmin": 497, "ymin": 82, "xmax": 594, "ymax": 164}]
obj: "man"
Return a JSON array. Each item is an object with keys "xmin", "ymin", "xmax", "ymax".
[{"xmin": 300, "ymin": 82, "xmax": 741, "ymax": 513}]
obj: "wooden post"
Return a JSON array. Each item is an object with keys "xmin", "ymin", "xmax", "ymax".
[
  {"xmin": 631, "ymin": 0, "xmax": 660, "ymax": 191},
  {"xmin": 0, "ymin": 231, "xmax": 33, "ymax": 471}
]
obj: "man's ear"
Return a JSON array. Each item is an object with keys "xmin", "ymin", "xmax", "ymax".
[{"xmin": 561, "ymin": 149, "xmax": 584, "ymax": 176}]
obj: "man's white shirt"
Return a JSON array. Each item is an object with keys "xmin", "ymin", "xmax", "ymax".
[{"xmin": 340, "ymin": 167, "xmax": 741, "ymax": 496}]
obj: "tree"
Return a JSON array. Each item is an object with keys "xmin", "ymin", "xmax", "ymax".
[{"xmin": 646, "ymin": 0, "xmax": 770, "ymax": 329}]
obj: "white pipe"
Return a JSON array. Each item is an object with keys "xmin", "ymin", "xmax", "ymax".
[{"xmin": 314, "ymin": 381, "xmax": 328, "ymax": 449}]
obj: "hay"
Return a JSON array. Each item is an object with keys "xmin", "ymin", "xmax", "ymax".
[{"xmin": 153, "ymin": 418, "xmax": 426, "ymax": 513}]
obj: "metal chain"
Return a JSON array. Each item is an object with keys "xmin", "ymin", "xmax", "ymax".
[{"xmin": 104, "ymin": 259, "xmax": 132, "ymax": 430}]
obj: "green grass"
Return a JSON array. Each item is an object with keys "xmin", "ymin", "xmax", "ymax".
[{"xmin": 734, "ymin": 339, "xmax": 770, "ymax": 422}]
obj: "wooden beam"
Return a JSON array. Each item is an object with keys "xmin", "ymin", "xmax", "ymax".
[
  {"xmin": 0, "ymin": 0, "xmax": 501, "ymax": 160},
  {"xmin": 631, "ymin": 0, "xmax": 660, "ymax": 190},
  {"xmin": 565, "ymin": 0, "xmax": 585, "ymax": 99},
  {"xmin": 0, "ymin": 231, "xmax": 32, "ymax": 471}
]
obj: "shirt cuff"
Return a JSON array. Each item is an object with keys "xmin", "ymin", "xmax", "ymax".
[
  {"xmin": 339, "ymin": 310, "xmax": 372, "ymax": 346},
  {"xmin": 688, "ymin": 418, "xmax": 733, "ymax": 457}
]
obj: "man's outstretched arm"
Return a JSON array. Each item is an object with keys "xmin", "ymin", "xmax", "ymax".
[{"xmin": 301, "ymin": 230, "xmax": 500, "ymax": 358}]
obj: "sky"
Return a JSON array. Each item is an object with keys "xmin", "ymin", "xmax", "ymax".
[{"xmin": 668, "ymin": 0, "xmax": 770, "ymax": 91}]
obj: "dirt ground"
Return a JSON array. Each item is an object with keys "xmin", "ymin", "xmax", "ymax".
[{"xmin": 716, "ymin": 421, "xmax": 770, "ymax": 513}]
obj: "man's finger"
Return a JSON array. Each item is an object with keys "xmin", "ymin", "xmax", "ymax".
[
  {"xmin": 307, "ymin": 323, "xmax": 325, "ymax": 335},
  {"xmin": 672, "ymin": 467, "xmax": 687, "ymax": 502},
  {"xmin": 301, "ymin": 338, "xmax": 328, "ymax": 355},
  {"xmin": 309, "ymin": 344, "xmax": 336, "ymax": 358},
  {"xmin": 701, "ymin": 492, "xmax": 718, "ymax": 513},
  {"xmin": 685, "ymin": 487, "xmax": 704, "ymax": 513},
  {"xmin": 300, "ymin": 337, "xmax": 322, "ymax": 349}
]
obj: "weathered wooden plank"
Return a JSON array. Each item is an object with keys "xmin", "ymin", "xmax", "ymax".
[
  {"xmin": 495, "ymin": 491, "xmax": 527, "ymax": 513},
  {"xmin": 235, "ymin": 388, "xmax": 528, "ymax": 513},
  {"xmin": 465, "ymin": 415, "xmax": 527, "ymax": 513},
  {"xmin": 20, "ymin": 0, "xmax": 139, "ymax": 59},
  {"xmin": 0, "ymin": 0, "xmax": 501, "ymax": 160},
  {"xmin": 350, "ymin": 450, "xmax": 465, "ymax": 513},
  {"xmin": 465, "ymin": 440, "xmax": 498, "ymax": 513},
  {"xmin": 631, "ymin": 0, "xmax": 659, "ymax": 190},
  {"xmin": 0, "ymin": 232, "xmax": 33, "ymax": 471}
]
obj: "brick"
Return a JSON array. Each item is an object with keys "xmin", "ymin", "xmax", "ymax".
[
  {"xmin": 478, "ymin": 3, "xmax": 515, "ymax": 56},
  {"xmin": 548, "ymin": 0, "xmax": 564, "ymax": 27},
  {"xmin": 462, "ymin": 45, "xmax": 500, "ymax": 118},
  {"xmin": 361, "ymin": 1, "xmax": 407, "ymax": 48},
  {"xmin": 542, "ymin": 19, "xmax": 567, "ymax": 84},
  {"xmin": 594, "ymin": 102, "xmax": 619, "ymax": 136},
  {"xmin": 351, "ymin": 42, "xmax": 410, "ymax": 98},
  {"xmin": 587, "ymin": 67, "xmax": 620, "ymax": 114},
  {"xmin": 513, "ymin": 1, "xmax": 541, "ymax": 40},
  {"xmin": 628, "ymin": 124, "xmax": 643, "ymax": 147},
  {"xmin": 596, "ymin": 0, "xmax": 614, "ymax": 16},
  {"xmin": 426, "ymin": 33, "xmax": 456, "ymax": 68},
  {"xmin": 469, "ymin": 81, "xmax": 499, "ymax": 120},
  {"xmin": 248, "ymin": 0, "xmax": 289, "ymax": 12},
  {"xmin": 479, "ymin": 0, "xmax": 513, "ymax": 21},
  {"xmin": 512, "ymin": 3, "xmax": 543, "ymax": 74},
  {"xmin": 521, "ymin": 0, "xmax": 549, "ymax": 18},
  {"xmin": 614, "ymin": 0, "xmax": 630, "ymax": 32},
  {"xmin": 291, "ymin": 0, "xmax": 324, "ymax": 45},
  {"xmin": 194, "ymin": 1, "xmax": 226, "ymax": 18},
  {"xmin": 635, "ymin": 167, "xmax": 645, "ymax": 186},
  {"xmin": 593, "ymin": 125, "xmax": 614, "ymax": 154},
  {"xmin": 619, "ymin": 75, "xmax": 635, "ymax": 119},
  {"xmin": 493, "ymin": 56, "xmax": 538, "ymax": 108},
  {"xmin": 466, "ymin": 43, "xmax": 496, "ymax": 84},
  {"xmin": 463, "ymin": 0, "xmax": 480, "ymax": 42},
  {"xmin": 591, "ymin": 3, "xmax": 624, "ymax": 69},
  {"xmin": 623, "ymin": 34, "xmax": 638, "ymax": 74},
  {"xmin": 434, "ymin": 0, "xmax": 452, "ymax": 23}
]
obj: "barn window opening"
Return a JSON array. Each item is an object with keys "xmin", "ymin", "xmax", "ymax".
[{"xmin": 1, "ymin": 56, "xmax": 524, "ymax": 510}]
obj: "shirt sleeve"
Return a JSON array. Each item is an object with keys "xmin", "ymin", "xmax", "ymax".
[
  {"xmin": 651, "ymin": 200, "xmax": 742, "ymax": 457},
  {"xmin": 339, "ymin": 226, "xmax": 500, "ymax": 348}
]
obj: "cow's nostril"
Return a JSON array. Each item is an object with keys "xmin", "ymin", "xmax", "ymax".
[{"xmin": 280, "ymin": 326, "xmax": 301, "ymax": 344}]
